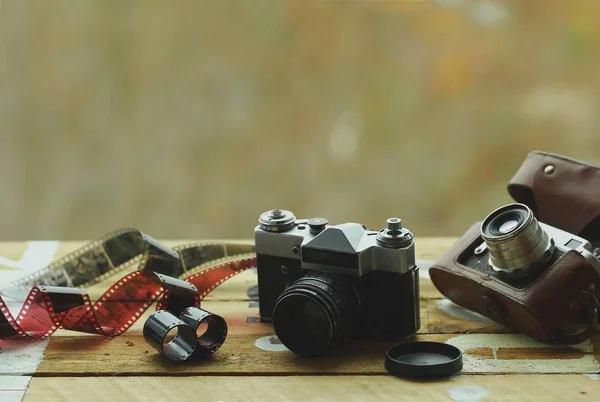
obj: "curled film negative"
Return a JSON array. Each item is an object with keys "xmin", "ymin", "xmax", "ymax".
[
  {"xmin": 0, "ymin": 228, "xmax": 255, "ymax": 292},
  {"xmin": 144, "ymin": 306, "xmax": 228, "ymax": 362},
  {"xmin": 0, "ymin": 228, "xmax": 256, "ymax": 343}
]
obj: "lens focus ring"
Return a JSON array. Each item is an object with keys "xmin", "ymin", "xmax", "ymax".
[
  {"xmin": 272, "ymin": 272, "xmax": 360, "ymax": 356},
  {"xmin": 481, "ymin": 203, "xmax": 555, "ymax": 278}
]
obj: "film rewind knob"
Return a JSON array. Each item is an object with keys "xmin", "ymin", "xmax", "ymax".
[
  {"xmin": 386, "ymin": 218, "xmax": 402, "ymax": 232},
  {"xmin": 259, "ymin": 209, "xmax": 296, "ymax": 232},
  {"xmin": 376, "ymin": 217, "xmax": 413, "ymax": 248}
]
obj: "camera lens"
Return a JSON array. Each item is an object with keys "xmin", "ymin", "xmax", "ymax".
[
  {"xmin": 272, "ymin": 272, "xmax": 360, "ymax": 356},
  {"xmin": 481, "ymin": 203, "xmax": 555, "ymax": 278}
]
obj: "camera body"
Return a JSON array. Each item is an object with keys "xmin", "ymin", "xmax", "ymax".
[
  {"xmin": 430, "ymin": 203, "xmax": 600, "ymax": 345},
  {"xmin": 254, "ymin": 209, "xmax": 420, "ymax": 355}
]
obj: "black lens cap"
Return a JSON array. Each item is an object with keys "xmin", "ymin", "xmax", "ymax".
[{"xmin": 385, "ymin": 341, "xmax": 463, "ymax": 379}]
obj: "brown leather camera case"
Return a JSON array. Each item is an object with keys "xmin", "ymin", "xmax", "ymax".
[
  {"xmin": 507, "ymin": 151, "xmax": 600, "ymax": 242},
  {"xmin": 430, "ymin": 151, "xmax": 600, "ymax": 344}
]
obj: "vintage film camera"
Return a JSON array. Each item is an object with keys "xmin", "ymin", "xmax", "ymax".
[
  {"xmin": 254, "ymin": 209, "xmax": 420, "ymax": 356},
  {"xmin": 430, "ymin": 203, "xmax": 600, "ymax": 344}
]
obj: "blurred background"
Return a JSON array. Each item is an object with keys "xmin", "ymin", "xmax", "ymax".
[{"xmin": 0, "ymin": 0, "xmax": 599, "ymax": 241}]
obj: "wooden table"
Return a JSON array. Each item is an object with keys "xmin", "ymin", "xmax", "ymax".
[{"xmin": 1, "ymin": 238, "xmax": 599, "ymax": 401}]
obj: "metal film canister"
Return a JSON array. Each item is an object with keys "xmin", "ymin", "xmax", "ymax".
[
  {"xmin": 179, "ymin": 306, "xmax": 228, "ymax": 357},
  {"xmin": 143, "ymin": 310, "xmax": 198, "ymax": 362}
]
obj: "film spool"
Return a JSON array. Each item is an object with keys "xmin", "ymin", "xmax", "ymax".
[
  {"xmin": 144, "ymin": 306, "xmax": 228, "ymax": 361},
  {"xmin": 0, "ymin": 228, "xmax": 257, "ymax": 344},
  {"xmin": 143, "ymin": 311, "xmax": 198, "ymax": 362},
  {"xmin": 180, "ymin": 306, "xmax": 228, "ymax": 356}
]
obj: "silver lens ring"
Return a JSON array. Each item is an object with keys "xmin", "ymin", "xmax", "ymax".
[{"xmin": 481, "ymin": 203, "xmax": 555, "ymax": 278}]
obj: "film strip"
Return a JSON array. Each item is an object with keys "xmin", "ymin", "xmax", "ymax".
[
  {"xmin": 0, "ymin": 228, "xmax": 257, "ymax": 344},
  {"xmin": 0, "ymin": 228, "xmax": 255, "ymax": 292}
]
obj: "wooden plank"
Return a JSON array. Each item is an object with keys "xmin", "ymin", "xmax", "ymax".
[
  {"xmin": 414, "ymin": 237, "xmax": 458, "ymax": 260},
  {"xmin": 5, "ymin": 237, "xmax": 600, "ymax": 400},
  {"xmin": 47, "ymin": 296, "xmax": 512, "ymax": 339},
  {"xmin": 425, "ymin": 299, "xmax": 510, "ymax": 334},
  {"xmin": 0, "ymin": 242, "xmax": 29, "ymax": 261},
  {"xmin": 35, "ymin": 333, "xmax": 600, "ymax": 376},
  {"xmin": 23, "ymin": 375, "xmax": 600, "ymax": 402},
  {"xmin": 0, "ymin": 376, "xmax": 32, "ymax": 402}
]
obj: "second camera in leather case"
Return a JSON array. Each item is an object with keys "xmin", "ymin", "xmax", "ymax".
[{"xmin": 430, "ymin": 151, "xmax": 600, "ymax": 344}]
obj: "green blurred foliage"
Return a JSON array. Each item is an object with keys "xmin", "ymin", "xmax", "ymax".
[{"xmin": 0, "ymin": 0, "xmax": 599, "ymax": 240}]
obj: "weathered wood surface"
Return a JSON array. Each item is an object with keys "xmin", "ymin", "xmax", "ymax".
[
  {"xmin": 0, "ymin": 238, "xmax": 598, "ymax": 401},
  {"xmin": 35, "ymin": 333, "xmax": 600, "ymax": 376},
  {"xmin": 23, "ymin": 375, "xmax": 600, "ymax": 402}
]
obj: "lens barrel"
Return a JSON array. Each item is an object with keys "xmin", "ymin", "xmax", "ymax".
[
  {"xmin": 481, "ymin": 203, "xmax": 555, "ymax": 278},
  {"xmin": 272, "ymin": 272, "xmax": 360, "ymax": 356}
]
